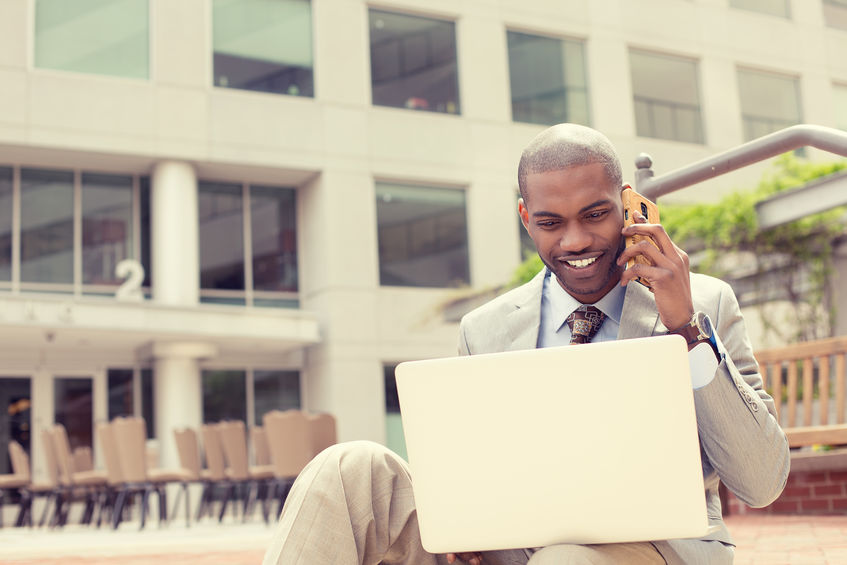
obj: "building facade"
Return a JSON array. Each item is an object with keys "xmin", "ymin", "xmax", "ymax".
[{"xmin": 1, "ymin": 0, "xmax": 847, "ymax": 476}]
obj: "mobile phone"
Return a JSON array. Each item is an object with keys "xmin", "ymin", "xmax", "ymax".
[{"xmin": 621, "ymin": 186, "xmax": 660, "ymax": 290}]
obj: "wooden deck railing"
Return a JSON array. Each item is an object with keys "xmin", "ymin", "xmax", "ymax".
[{"xmin": 755, "ymin": 336, "xmax": 847, "ymax": 448}]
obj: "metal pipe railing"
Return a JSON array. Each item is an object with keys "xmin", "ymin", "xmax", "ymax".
[{"xmin": 634, "ymin": 125, "xmax": 847, "ymax": 200}]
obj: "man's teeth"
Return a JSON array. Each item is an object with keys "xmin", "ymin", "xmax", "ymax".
[{"xmin": 567, "ymin": 257, "xmax": 597, "ymax": 268}]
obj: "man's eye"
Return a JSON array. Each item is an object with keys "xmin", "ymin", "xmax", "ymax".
[
  {"xmin": 536, "ymin": 220, "xmax": 557, "ymax": 228},
  {"xmin": 586, "ymin": 210, "xmax": 608, "ymax": 220}
]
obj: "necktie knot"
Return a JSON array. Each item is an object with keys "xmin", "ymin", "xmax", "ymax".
[{"xmin": 566, "ymin": 305, "xmax": 606, "ymax": 345}]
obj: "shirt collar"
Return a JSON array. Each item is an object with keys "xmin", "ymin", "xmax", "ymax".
[{"xmin": 545, "ymin": 269, "xmax": 626, "ymax": 332}]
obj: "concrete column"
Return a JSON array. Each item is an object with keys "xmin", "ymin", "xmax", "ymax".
[
  {"xmin": 140, "ymin": 341, "xmax": 217, "ymax": 468},
  {"xmin": 151, "ymin": 160, "xmax": 199, "ymax": 306}
]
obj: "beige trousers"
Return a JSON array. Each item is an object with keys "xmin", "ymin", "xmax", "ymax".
[{"xmin": 262, "ymin": 441, "xmax": 666, "ymax": 565}]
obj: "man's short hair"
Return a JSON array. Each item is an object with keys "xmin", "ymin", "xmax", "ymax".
[{"xmin": 517, "ymin": 124, "xmax": 623, "ymax": 202}]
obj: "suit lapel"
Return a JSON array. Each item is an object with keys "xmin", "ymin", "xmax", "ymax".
[
  {"xmin": 505, "ymin": 269, "xmax": 545, "ymax": 351},
  {"xmin": 618, "ymin": 281, "xmax": 663, "ymax": 340}
]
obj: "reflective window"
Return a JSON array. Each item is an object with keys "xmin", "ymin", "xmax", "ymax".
[
  {"xmin": 737, "ymin": 68, "xmax": 801, "ymax": 140},
  {"xmin": 199, "ymin": 182, "xmax": 298, "ymax": 306},
  {"xmin": 729, "ymin": 0, "xmax": 790, "ymax": 18},
  {"xmin": 54, "ymin": 377, "xmax": 93, "ymax": 452},
  {"xmin": 34, "ymin": 0, "xmax": 149, "ymax": 79},
  {"xmin": 0, "ymin": 378, "xmax": 31, "ymax": 475},
  {"xmin": 20, "ymin": 169, "xmax": 74, "ymax": 285},
  {"xmin": 0, "ymin": 168, "xmax": 11, "ymax": 283},
  {"xmin": 251, "ymin": 186, "xmax": 298, "ymax": 295},
  {"xmin": 630, "ymin": 50, "xmax": 704, "ymax": 144},
  {"xmin": 213, "ymin": 0, "xmax": 313, "ymax": 96},
  {"xmin": 826, "ymin": 0, "xmax": 847, "ymax": 31},
  {"xmin": 835, "ymin": 84, "xmax": 847, "ymax": 131},
  {"xmin": 82, "ymin": 173, "xmax": 133, "ymax": 285},
  {"xmin": 507, "ymin": 31, "xmax": 589, "ymax": 126},
  {"xmin": 202, "ymin": 370, "xmax": 247, "ymax": 423},
  {"xmin": 376, "ymin": 182, "xmax": 469, "ymax": 288},
  {"xmin": 107, "ymin": 367, "xmax": 154, "ymax": 437},
  {"xmin": 253, "ymin": 370, "xmax": 300, "ymax": 426},
  {"xmin": 369, "ymin": 9, "xmax": 460, "ymax": 114}
]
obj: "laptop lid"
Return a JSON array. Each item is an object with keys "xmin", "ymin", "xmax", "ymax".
[{"xmin": 394, "ymin": 334, "xmax": 708, "ymax": 554}]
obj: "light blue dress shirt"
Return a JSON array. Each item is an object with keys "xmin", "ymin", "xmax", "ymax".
[{"xmin": 537, "ymin": 270, "xmax": 717, "ymax": 389}]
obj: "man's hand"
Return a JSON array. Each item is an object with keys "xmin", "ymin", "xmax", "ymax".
[
  {"xmin": 446, "ymin": 552, "xmax": 484, "ymax": 565},
  {"xmin": 617, "ymin": 211, "xmax": 694, "ymax": 331}
]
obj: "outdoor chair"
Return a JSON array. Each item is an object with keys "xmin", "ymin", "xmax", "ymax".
[
  {"xmin": 173, "ymin": 427, "xmax": 205, "ymax": 525},
  {"xmin": 0, "ymin": 442, "xmax": 29, "ymax": 528},
  {"xmin": 50, "ymin": 424, "xmax": 107, "ymax": 526},
  {"xmin": 39, "ymin": 429, "xmax": 65, "ymax": 527},
  {"xmin": 262, "ymin": 410, "xmax": 313, "ymax": 518},
  {"xmin": 219, "ymin": 420, "xmax": 274, "ymax": 522},
  {"xmin": 94, "ymin": 421, "xmax": 125, "ymax": 528},
  {"xmin": 307, "ymin": 412, "xmax": 338, "ymax": 457},
  {"xmin": 251, "ymin": 426, "xmax": 270, "ymax": 466},
  {"xmin": 198, "ymin": 423, "xmax": 229, "ymax": 521},
  {"xmin": 7, "ymin": 440, "xmax": 55, "ymax": 528}
]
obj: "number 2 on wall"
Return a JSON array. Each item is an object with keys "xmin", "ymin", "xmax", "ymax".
[{"xmin": 115, "ymin": 259, "xmax": 145, "ymax": 302}]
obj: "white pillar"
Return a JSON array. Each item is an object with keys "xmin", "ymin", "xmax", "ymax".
[
  {"xmin": 140, "ymin": 342, "xmax": 218, "ymax": 468},
  {"xmin": 151, "ymin": 160, "xmax": 199, "ymax": 306}
]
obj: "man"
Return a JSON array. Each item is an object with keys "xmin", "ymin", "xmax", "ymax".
[{"xmin": 263, "ymin": 124, "xmax": 790, "ymax": 565}]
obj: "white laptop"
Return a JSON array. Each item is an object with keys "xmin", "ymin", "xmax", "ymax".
[{"xmin": 394, "ymin": 334, "xmax": 708, "ymax": 554}]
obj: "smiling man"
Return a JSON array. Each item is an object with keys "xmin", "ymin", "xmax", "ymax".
[{"xmin": 263, "ymin": 124, "xmax": 789, "ymax": 565}]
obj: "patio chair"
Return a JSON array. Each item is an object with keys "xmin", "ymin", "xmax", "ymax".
[
  {"xmin": 173, "ymin": 427, "xmax": 204, "ymax": 525},
  {"xmin": 251, "ymin": 426, "xmax": 270, "ymax": 466},
  {"xmin": 50, "ymin": 424, "xmax": 107, "ymax": 526},
  {"xmin": 219, "ymin": 420, "xmax": 274, "ymax": 522},
  {"xmin": 307, "ymin": 412, "xmax": 338, "ymax": 457},
  {"xmin": 262, "ymin": 410, "xmax": 313, "ymax": 518},
  {"xmin": 0, "ymin": 442, "xmax": 29, "ymax": 528},
  {"xmin": 39, "ymin": 428, "xmax": 65, "ymax": 527},
  {"xmin": 94, "ymin": 421, "xmax": 124, "ymax": 528},
  {"xmin": 198, "ymin": 423, "xmax": 229, "ymax": 521},
  {"xmin": 7, "ymin": 440, "xmax": 56, "ymax": 528}
]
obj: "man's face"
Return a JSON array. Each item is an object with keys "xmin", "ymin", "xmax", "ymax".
[{"xmin": 519, "ymin": 163, "xmax": 625, "ymax": 304}]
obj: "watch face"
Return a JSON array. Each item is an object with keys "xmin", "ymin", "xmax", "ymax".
[{"xmin": 696, "ymin": 312, "xmax": 713, "ymax": 339}]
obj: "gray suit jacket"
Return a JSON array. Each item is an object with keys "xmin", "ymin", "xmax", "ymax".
[{"xmin": 457, "ymin": 269, "xmax": 790, "ymax": 565}]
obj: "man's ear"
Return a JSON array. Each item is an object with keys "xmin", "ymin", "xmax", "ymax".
[{"xmin": 518, "ymin": 198, "xmax": 530, "ymax": 231}]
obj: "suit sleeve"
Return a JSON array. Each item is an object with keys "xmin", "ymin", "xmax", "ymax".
[{"xmin": 693, "ymin": 283, "xmax": 790, "ymax": 508}]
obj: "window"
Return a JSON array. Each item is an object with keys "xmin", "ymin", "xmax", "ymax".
[
  {"xmin": 835, "ymin": 84, "xmax": 847, "ymax": 131},
  {"xmin": 729, "ymin": 0, "xmax": 790, "ymax": 18},
  {"xmin": 0, "ymin": 168, "xmax": 12, "ymax": 284},
  {"xmin": 107, "ymin": 368, "xmax": 154, "ymax": 437},
  {"xmin": 384, "ymin": 363, "xmax": 407, "ymax": 459},
  {"xmin": 825, "ymin": 0, "xmax": 847, "ymax": 31},
  {"xmin": 0, "ymin": 378, "xmax": 31, "ymax": 475},
  {"xmin": 54, "ymin": 377, "xmax": 93, "ymax": 451},
  {"xmin": 34, "ymin": 0, "xmax": 149, "ymax": 79},
  {"xmin": 2, "ymin": 166, "xmax": 150, "ymax": 295},
  {"xmin": 202, "ymin": 368, "xmax": 300, "ymax": 424},
  {"xmin": 198, "ymin": 181, "xmax": 298, "ymax": 306},
  {"xmin": 629, "ymin": 50, "xmax": 704, "ymax": 144},
  {"xmin": 376, "ymin": 182, "xmax": 470, "ymax": 288},
  {"xmin": 737, "ymin": 68, "xmax": 802, "ymax": 140},
  {"xmin": 507, "ymin": 31, "xmax": 589, "ymax": 126},
  {"xmin": 212, "ymin": 0, "xmax": 313, "ymax": 97},
  {"xmin": 369, "ymin": 9, "xmax": 460, "ymax": 114}
]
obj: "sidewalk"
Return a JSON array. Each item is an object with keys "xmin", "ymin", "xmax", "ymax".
[{"xmin": 1, "ymin": 514, "xmax": 846, "ymax": 564}]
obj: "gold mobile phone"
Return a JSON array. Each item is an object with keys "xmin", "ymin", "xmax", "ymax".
[{"xmin": 621, "ymin": 186, "xmax": 660, "ymax": 290}]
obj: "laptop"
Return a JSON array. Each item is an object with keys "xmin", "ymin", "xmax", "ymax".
[{"xmin": 394, "ymin": 334, "xmax": 708, "ymax": 554}]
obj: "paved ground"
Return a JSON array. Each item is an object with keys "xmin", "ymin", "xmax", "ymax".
[{"xmin": 2, "ymin": 514, "xmax": 847, "ymax": 564}]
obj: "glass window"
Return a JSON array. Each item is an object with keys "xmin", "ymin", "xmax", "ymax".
[
  {"xmin": 0, "ymin": 168, "xmax": 12, "ymax": 283},
  {"xmin": 824, "ymin": 0, "xmax": 847, "ymax": 30},
  {"xmin": 34, "ymin": 0, "xmax": 149, "ymax": 79},
  {"xmin": 376, "ymin": 182, "xmax": 470, "ymax": 288},
  {"xmin": 212, "ymin": 0, "xmax": 313, "ymax": 97},
  {"xmin": 629, "ymin": 50, "xmax": 704, "ymax": 144},
  {"xmin": 107, "ymin": 368, "xmax": 134, "ymax": 421},
  {"xmin": 737, "ymin": 68, "xmax": 802, "ymax": 140},
  {"xmin": 20, "ymin": 169, "xmax": 74, "ymax": 285},
  {"xmin": 0, "ymin": 378, "xmax": 31, "ymax": 475},
  {"xmin": 729, "ymin": 0, "xmax": 790, "ymax": 18},
  {"xmin": 251, "ymin": 186, "xmax": 298, "ymax": 294},
  {"xmin": 202, "ymin": 370, "xmax": 247, "ymax": 423},
  {"xmin": 253, "ymin": 370, "xmax": 300, "ymax": 426},
  {"xmin": 82, "ymin": 173, "xmax": 133, "ymax": 286},
  {"xmin": 507, "ymin": 31, "xmax": 589, "ymax": 126},
  {"xmin": 54, "ymin": 377, "xmax": 93, "ymax": 451},
  {"xmin": 199, "ymin": 182, "xmax": 245, "ymax": 298},
  {"xmin": 384, "ymin": 364, "xmax": 407, "ymax": 460},
  {"xmin": 369, "ymin": 9, "xmax": 460, "ymax": 114},
  {"xmin": 835, "ymin": 84, "xmax": 847, "ymax": 131}
]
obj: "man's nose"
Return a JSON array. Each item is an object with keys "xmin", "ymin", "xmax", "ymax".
[{"xmin": 559, "ymin": 224, "xmax": 591, "ymax": 253}]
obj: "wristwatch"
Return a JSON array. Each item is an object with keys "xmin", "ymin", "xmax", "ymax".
[{"xmin": 669, "ymin": 311, "xmax": 720, "ymax": 359}]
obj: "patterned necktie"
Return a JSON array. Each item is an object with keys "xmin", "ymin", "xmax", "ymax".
[{"xmin": 566, "ymin": 305, "xmax": 606, "ymax": 345}]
